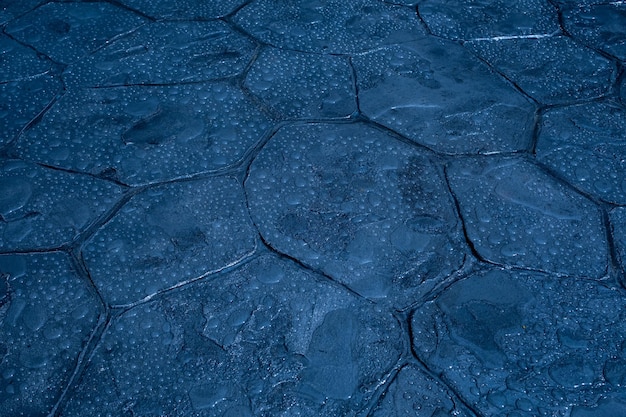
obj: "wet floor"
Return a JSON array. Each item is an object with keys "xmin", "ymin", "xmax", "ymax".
[{"xmin": 1, "ymin": 1, "xmax": 626, "ymax": 416}]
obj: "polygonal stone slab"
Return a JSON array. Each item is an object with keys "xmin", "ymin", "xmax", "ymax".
[
  {"xmin": 536, "ymin": 101, "xmax": 626, "ymax": 205},
  {"xmin": 465, "ymin": 36, "xmax": 614, "ymax": 104},
  {"xmin": 6, "ymin": 2, "xmax": 147, "ymax": 64},
  {"xmin": 16, "ymin": 83, "xmax": 272, "ymax": 185},
  {"xmin": 419, "ymin": 0, "xmax": 559, "ymax": 41},
  {"xmin": 562, "ymin": 2, "xmax": 626, "ymax": 62},
  {"xmin": 411, "ymin": 268, "xmax": 626, "ymax": 416},
  {"xmin": 0, "ymin": 0, "xmax": 41, "ymax": 25},
  {"xmin": 353, "ymin": 38, "xmax": 535, "ymax": 154},
  {"xmin": 233, "ymin": 0, "xmax": 427, "ymax": 54},
  {"xmin": 370, "ymin": 364, "xmax": 472, "ymax": 416},
  {"xmin": 83, "ymin": 177, "xmax": 256, "ymax": 306},
  {"xmin": 611, "ymin": 207, "xmax": 626, "ymax": 275},
  {"xmin": 0, "ymin": 75, "xmax": 61, "ymax": 148},
  {"xmin": 446, "ymin": 156, "xmax": 607, "ymax": 277},
  {"xmin": 246, "ymin": 123, "xmax": 464, "ymax": 307},
  {"xmin": 0, "ymin": 34, "xmax": 51, "ymax": 82},
  {"xmin": 65, "ymin": 21, "xmax": 256, "ymax": 87},
  {"xmin": 117, "ymin": 0, "xmax": 245, "ymax": 19},
  {"xmin": 0, "ymin": 160, "xmax": 124, "ymax": 251},
  {"xmin": 0, "ymin": 253, "xmax": 100, "ymax": 417},
  {"xmin": 62, "ymin": 255, "xmax": 403, "ymax": 416},
  {"xmin": 244, "ymin": 47, "xmax": 356, "ymax": 119}
]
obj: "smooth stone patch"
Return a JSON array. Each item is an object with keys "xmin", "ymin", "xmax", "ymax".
[
  {"xmin": 0, "ymin": 75, "xmax": 61, "ymax": 148},
  {"xmin": 0, "ymin": 160, "xmax": 123, "ymax": 251},
  {"xmin": 62, "ymin": 255, "xmax": 402, "ymax": 416},
  {"xmin": 0, "ymin": 253, "xmax": 99, "ymax": 416},
  {"xmin": 562, "ymin": 2, "xmax": 626, "ymax": 62},
  {"xmin": 116, "ymin": 0, "xmax": 245, "ymax": 19},
  {"xmin": 246, "ymin": 123, "xmax": 464, "ymax": 306},
  {"xmin": 536, "ymin": 101, "xmax": 626, "ymax": 205},
  {"xmin": 65, "ymin": 21, "xmax": 255, "ymax": 87},
  {"xmin": 370, "ymin": 364, "xmax": 472, "ymax": 416},
  {"xmin": 353, "ymin": 38, "xmax": 534, "ymax": 154},
  {"xmin": 465, "ymin": 36, "xmax": 614, "ymax": 104},
  {"xmin": 611, "ymin": 207, "xmax": 626, "ymax": 275},
  {"xmin": 233, "ymin": 0, "xmax": 427, "ymax": 54},
  {"xmin": 419, "ymin": 0, "xmax": 559, "ymax": 41},
  {"xmin": 16, "ymin": 83, "xmax": 272, "ymax": 185},
  {"xmin": 6, "ymin": 2, "xmax": 147, "ymax": 65},
  {"xmin": 447, "ymin": 156, "xmax": 607, "ymax": 277},
  {"xmin": 244, "ymin": 47, "xmax": 356, "ymax": 119},
  {"xmin": 82, "ymin": 177, "xmax": 256, "ymax": 306},
  {"xmin": 411, "ymin": 268, "xmax": 626, "ymax": 416},
  {"xmin": 0, "ymin": 34, "xmax": 51, "ymax": 82}
]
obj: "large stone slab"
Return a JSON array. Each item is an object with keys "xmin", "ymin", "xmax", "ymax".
[
  {"xmin": 65, "ymin": 21, "xmax": 256, "ymax": 87},
  {"xmin": 6, "ymin": 2, "xmax": 147, "ymax": 64},
  {"xmin": 0, "ymin": 160, "xmax": 123, "ymax": 251},
  {"xmin": 62, "ymin": 255, "xmax": 403, "ymax": 416},
  {"xmin": 411, "ymin": 268, "xmax": 626, "ymax": 416},
  {"xmin": 0, "ymin": 34, "xmax": 52, "ymax": 82},
  {"xmin": 536, "ymin": 101, "xmax": 626, "ymax": 205},
  {"xmin": 82, "ymin": 177, "xmax": 256, "ymax": 306},
  {"xmin": 0, "ymin": 253, "xmax": 100, "ymax": 417},
  {"xmin": 353, "ymin": 38, "xmax": 535, "ymax": 154},
  {"xmin": 15, "ymin": 83, "xmax": 272, "ymax": 185},
  {"xmin": 465, "ymin": 36, "xmax": 614, "ymax": 104},
  {"xmin": 117, "ymin": 0, "xmax": 245, "ymax": 19},
  {"xmin": 447, "ymin": 156, "xmax": 607, "ymax": 277},
  {"xmin": 244, "ymin": 47, "xmax": 356, "ymax": 119},
  {"xmin": 246, "ymin": 123, "xmax": 464, "ymax": 307},
  {"xmin": 419, "ymin": 0, "xmax": 559, "ymax": 41},
  {"xmin": 233, "ymin": 0, "xmax": 426, "ymax": 54}
]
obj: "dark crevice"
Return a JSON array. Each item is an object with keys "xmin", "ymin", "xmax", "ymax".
[{"xmin": 602, "ymin": 208, "xmax": 626, "ymax": 290}]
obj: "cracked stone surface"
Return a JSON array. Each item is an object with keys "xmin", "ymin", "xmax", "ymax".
[{"xmin": 1, "ymin": 1, "xmax": 626, "ymax": 416}]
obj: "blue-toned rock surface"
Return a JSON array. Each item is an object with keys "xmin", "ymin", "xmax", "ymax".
[
  {"xmin": 6, "ymin": 2, "xmax": 147, "ymax": 65},
  {"xmin": 353, "ymin": 37, "xmax": 535, "ymax": 154},
  {"xmin": 82, "ymin": 177, "xmax": 256, "ymax": 306},
  {"xmin": 0, "ymin": 34, "xmax": 52, "ymax": 81},
  {"xmin": 612, "ymin": 207, "xmax": 626, "ymax": 276},
  {"xmin": 447, "ymin": 156, "xmax": 607, "ymax": 277},
  {"xmin": 246, "ymin": 123, "xmax": 464, "ymax": 307},
  {"xmin": 65, "ymin": 21, "xmax": 256, "ymax": 87},
  {"xmin": 536, "ymin": 101, "xmax": 626, "ymax": 205},
  {"xmin": 0, "ymin": 160, "xmax": 123, "ymax": 251},
  {"xmin": 412, "ymin": 268, "xmax": 626, "ymax": 416},
  {"xmin": 0, "ymin": 253, "xmax": 100, "ymax": 417},
  {"xmin": 16, "ymin": 83, "xmax": 272, "ymax": 185},
  {"xmin": 244, "ymin": 47, "xmax": 356, "ymax": 119},
  {"xmin": 62, "ymin": 254, "xmax": 402, "ymax": 416},
  {"xmin": 466, "ymin": 35, "xmax": 614, "ymax": 104},
  {"xmin": 116, "ymin": 0, "xmax": 245, "ymax": 19},
  {"xmin": 234, "ymin": 0, "xmax": 427, "ymax": 54}
]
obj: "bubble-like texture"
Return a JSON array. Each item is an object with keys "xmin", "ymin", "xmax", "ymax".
[
  {"xmin": 447, "ymin": 156, "xmax": 607, "ymax": 277},
  {"xmin": 116, "ymin": 0, "xmax": 245, "ymax": 19},
  {"xmin": 536, "ymin": 101, "xmax": 626, "ymax": 205},
  {"xmin": 0, "ymin": 0, "xmax": 41, "ymax": 25},
  {"xmin": 0, "ymin": 160, "xmax": 123, "ymax": 251},
  {"xmin": 244, "ymin": 47, "xmax": 356, "ymax": 119},
  {"xmin": 0, "ymin": 34, "xmax": 51, "ymax": 82},
  {"xmin": 246, "ymin": 123, "xmax": 464, "ymax": 307},
  {"xmin": 0, "ymin": 253, "xmax": 99, "ymax": 417},
  {"xmin": 612, "ymin": 207, "xmax": 626, "ymax": 274},
  {"xmin": 370, "ymin": 364, "xmax": 472, "ymax": 416},
  {"xmin": 412, "ymin": 268, "xmax": 626, "ymax": 416},
  {"xmin": 6, "ymin": 2, "xmax": 147, "ymax": 64},
  {"xmin": 419, "ymin": 0, "xmax": 559, "ymax": 41},
  {"xmin": 234, "ymin": 0, "xmax": 427, "ymax": 54},
  {"xmin": 82, "ymin": 177, "xmax": 256, "ymax": 306},
  {"xmin": 62, "ymin": 255, "xmax": 402, "ymax": 416},
  {"xmin": 353, "ymin": 38, "xmax": 535, "ymax": 154},
  {"xmin": 15, "ymin": 83, "xmax": 272, "ymax": 186},
  {"xmin": 465, "ymin": 36, "xmax": 614, "ymax": 104},
  {"xmin": 65, "ymin": 21, "xmax": 256, "ymax": 87},
  {"xmin": 562, "ymin": 2, "xmax": 626, "ymax": 62}
]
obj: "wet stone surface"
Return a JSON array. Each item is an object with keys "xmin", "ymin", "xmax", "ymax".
[
  {"xmin": 63, "ymin": 254, "xmax": 403, "ymax": 416},
  {"xmin": 412, "ymin": 268, "xmax": 626, "ymax": 416},
  {"xmin": 246, "ymin": 123, "xmax": 464, "ymax": 307},
  {"xmin": 0, "ymin": 253, "xmax": 100, "ymax": 417},
  {"xmin": 1, "ymin": 1, "xmax": 626, "ymax": 416}
]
